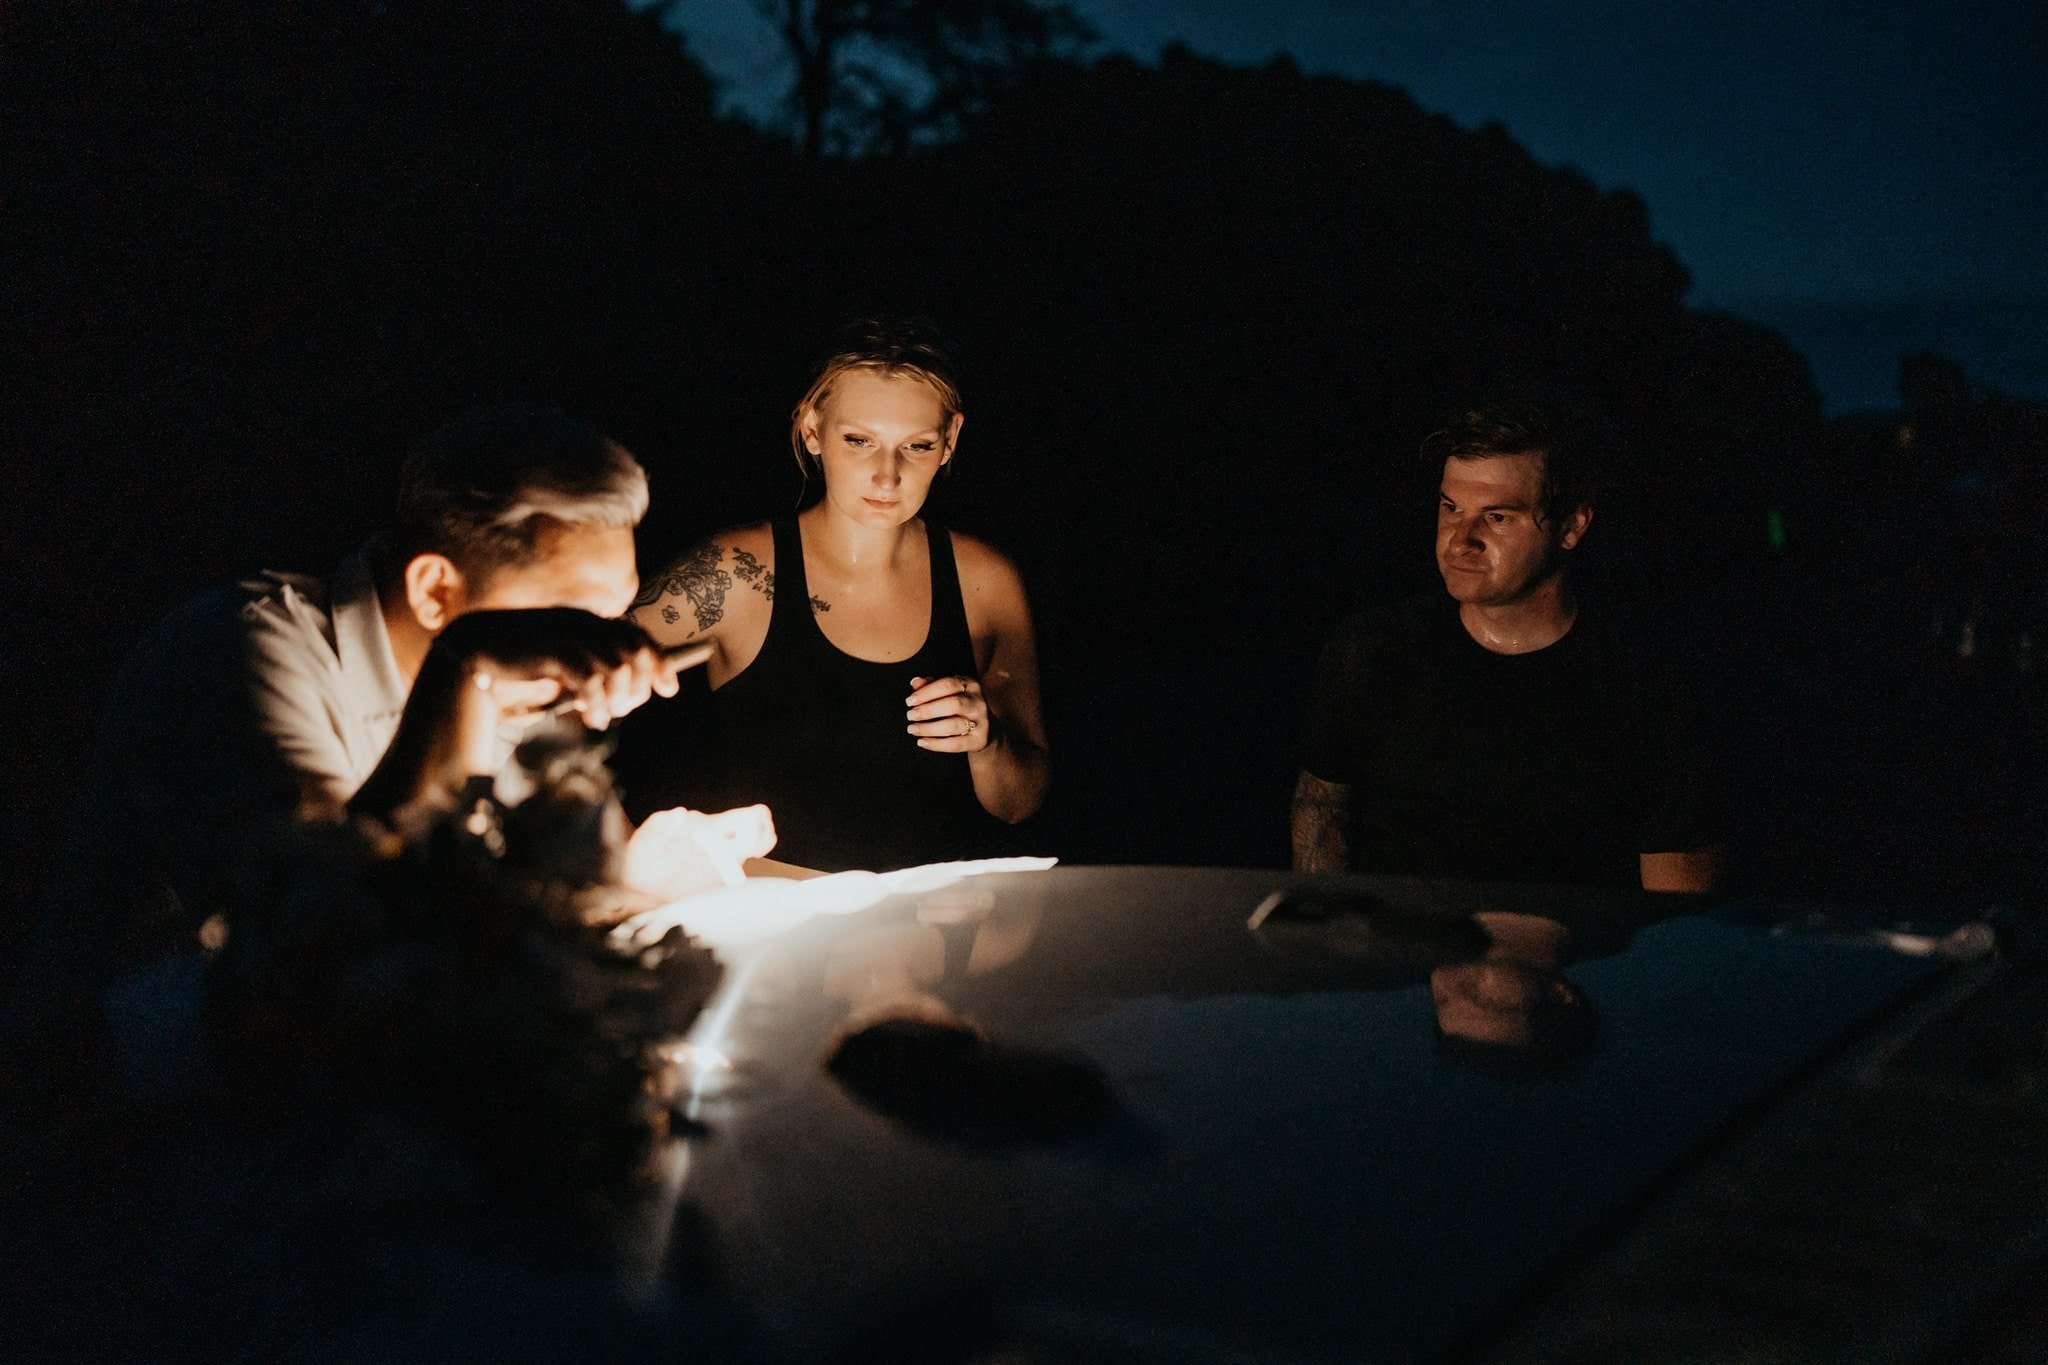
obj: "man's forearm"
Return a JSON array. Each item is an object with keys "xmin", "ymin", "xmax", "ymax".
[
  {"xmin": 347, "ymin": 608, "xmax": 682, "ymax": 826},
  {"xmin": 348, "ymin": 646, "xmax": 497, "ymax": 824},
  {"xmin": 1640, "ymin": 846, "xmax": 1724, "ymax": 893},
  {"xmin": 1290, "ymin": 771, "xmax": 1355, "ymax": 873}
]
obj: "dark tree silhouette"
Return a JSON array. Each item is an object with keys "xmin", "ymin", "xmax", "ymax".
[{"xmin": 736, "ymin": 0, "xmax": 1092, "ymax": 155}]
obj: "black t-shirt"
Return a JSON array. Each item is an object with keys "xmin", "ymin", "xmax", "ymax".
[{"xmin": 1297, "ymin": 593, "xmax": 1723, "ymax": 887}]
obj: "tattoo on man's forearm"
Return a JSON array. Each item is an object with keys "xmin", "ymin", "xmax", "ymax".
[
  {"xmin": 632, "ymin": 543, "xmax": 731, "ymax": 632},
  {"xmin": 1290, "ymin": 773, "xmax": 1355, "ymax": 873},
  {"xmin": 731, "ymin": 548, "xmax": 776, "ymax": 602}
]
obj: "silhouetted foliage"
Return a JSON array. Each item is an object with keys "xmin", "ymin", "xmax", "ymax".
[
  {"xmin": 1898, "ymin": 352, "xmax": 1973, "ymax": 417},
  {"xmin": 733, "ymin": 0, "xmax": 1093, "ymax": 155}
]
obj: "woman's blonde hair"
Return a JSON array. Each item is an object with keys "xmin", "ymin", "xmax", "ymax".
[{"xmin": 790, "ymin": 319, "xmax": 964, "ymax": 475}]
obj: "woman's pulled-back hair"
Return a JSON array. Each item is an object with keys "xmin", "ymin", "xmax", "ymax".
[
  {"xmin": 790, "ymin": 318, "xmax": 964, "ymax": 475},
  {"xmin": 387, "ymin": 402, "xmax": 648, "ymax": 584}
]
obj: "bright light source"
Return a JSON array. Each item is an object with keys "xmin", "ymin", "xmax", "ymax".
[
  {"xmin": 621, "ymin": 804, "xmax": 778, "ymax": 899},
  {"xmin": 611, "ymin": 856, "xmax": 1056, "ymax": 955}
]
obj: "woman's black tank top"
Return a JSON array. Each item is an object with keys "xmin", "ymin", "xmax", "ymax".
[{"xmin": 705, "ymin": 518, "xmax": 992, "ymax": 872}]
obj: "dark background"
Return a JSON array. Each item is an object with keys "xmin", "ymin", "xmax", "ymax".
[
  {"xmin": 677, "ymin": 0, "xmax": 2048, "ymax": 417},
  {"xmin": 4, "ymin": 0, "xmax": 2044, "ymax": 953}
]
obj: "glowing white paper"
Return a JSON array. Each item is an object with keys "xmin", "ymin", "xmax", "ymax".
[{"xmin": 611, "ymin": 856, "xmax": 1057, "ymax": 955}]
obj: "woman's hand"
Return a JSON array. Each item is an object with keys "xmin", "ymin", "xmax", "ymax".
[{"xmin": 905, "ymin": 675, "xmax": 998, "ymax": 753}]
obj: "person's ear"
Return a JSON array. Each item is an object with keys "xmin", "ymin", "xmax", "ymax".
[
  {"xmin": 1560, "ymin": 505, "xmax": 1593, "ymax": 551},
  {"xmin": 798, "ymin": 404, "xmax": 824, "ymax": 461},
  {"xmin": 941, "ymin": 411, "xmax": 964, "ymax": 467},
  {"xmin": 403, "ymin": 553, "xmax": 467, "ymax": 634}
]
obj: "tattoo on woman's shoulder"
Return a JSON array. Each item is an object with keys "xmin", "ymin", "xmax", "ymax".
[
  {"xmin": 810, "ymin": 595, "xmax": 831, "ymax": 614},
  {"xmin": 731, "ymin": 548, "xmax": 776, "ymax": 602},
  {"xmin": 632, "ymin": 542, "xmax": 731, "ymax": 632}
]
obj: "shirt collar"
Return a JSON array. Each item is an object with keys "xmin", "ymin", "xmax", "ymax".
[{"xmin": 329, "ymin": 544, "xmax": 409, "ymax": 721}]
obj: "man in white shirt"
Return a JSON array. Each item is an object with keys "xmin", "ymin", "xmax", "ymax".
[{"xmin": 12, "ymin": 404, "xmax": 739, "ymax": 1054}]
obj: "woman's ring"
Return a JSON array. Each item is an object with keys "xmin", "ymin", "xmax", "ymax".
[{"xmin": 966, "ymin": 718, "xmax": 978, "ymax": 733}]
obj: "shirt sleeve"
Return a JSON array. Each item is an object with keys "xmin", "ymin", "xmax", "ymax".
[
  {"xmin": 239, "ymin": 597, "xmax": 358, "ymax": 814},
  {"xmin": 1297, "ymin": 616, "xmax": 1369, "ymax": 785}
]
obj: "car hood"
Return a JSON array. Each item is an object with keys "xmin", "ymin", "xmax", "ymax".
[{"xmin": 622, "ymin": 866, "xmax": 1965, "ymax": 1363}]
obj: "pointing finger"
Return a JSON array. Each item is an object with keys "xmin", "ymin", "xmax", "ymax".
[
  {"xmin": 655, "ymin": 641, "xmax": 713, "ymax": 697},
  {"xmin": 579, "ymin": 673, "xmax": 613, "ymax": 731}
]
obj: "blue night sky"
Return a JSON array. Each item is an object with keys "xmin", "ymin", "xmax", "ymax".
[{"xmin": 664, "ymin": 0, "xmax": 2046, "ymax": 412}]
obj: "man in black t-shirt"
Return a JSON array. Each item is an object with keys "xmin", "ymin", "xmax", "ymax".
[{"xmin": 1292, "ymin": 398, "xmax": 1724, "ymax": 890}]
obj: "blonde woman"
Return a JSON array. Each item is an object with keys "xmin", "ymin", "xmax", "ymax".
[{"xmin": 632, "ymin": 323, "xmax": 1048, "ymax": 871}]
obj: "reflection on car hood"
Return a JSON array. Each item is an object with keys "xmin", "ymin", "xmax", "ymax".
[{"xmin": 637, "ymin": 867, "xmax": 1957, "ymax": 1364}]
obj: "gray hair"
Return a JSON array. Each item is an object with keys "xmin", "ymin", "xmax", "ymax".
[{"xmin": 390, "ymin": 403, "xmax": 648, "ymax": 581}]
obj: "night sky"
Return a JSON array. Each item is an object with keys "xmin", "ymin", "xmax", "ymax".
[{"xmin": 665, "ymin": 0, "xmax": 2046, "ymax": 413}]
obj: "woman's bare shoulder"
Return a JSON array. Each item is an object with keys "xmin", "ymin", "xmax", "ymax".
[
  {"xmin": 946, "ymin": 529, "xmax": 1025, "ymax": 593},
  {"xmin": 717, "ymin": 521, "xmax": 775, "ymax": 558},
  {"xmin": 632, "ymin": 521, "xmax": 777, "ymax": 641},
  {"xmin": 946, "ymin": 529, "xmax": 1032, "ymax": 638}
]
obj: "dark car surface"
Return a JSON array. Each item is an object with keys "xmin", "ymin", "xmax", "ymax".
[
  {"xmin": 625, "ymin": 865, "xmax": 2006, "ymax": 1363},
  {"xmin": 12, "ymin": 862, "xmax": 2042, "ymax": 1365}
]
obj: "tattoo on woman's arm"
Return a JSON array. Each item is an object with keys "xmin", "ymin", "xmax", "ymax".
[
  {"xmin": 731, "ymin": 548, "xmax": 776, "ymax": 602},
  {"xmin": 632, "ymin": 543, "xmax": 731, "ymax": 632}
]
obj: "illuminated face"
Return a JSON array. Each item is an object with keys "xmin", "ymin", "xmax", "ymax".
[
  {"xmin": 1434, "ymin": 454, "xmax": 1589, "ymax": 607},
  {"xmin": 803, "ymin": 369, "xmax": 960, "ymax": 526},
  {"xmin": 457, "ymin": 521, "xmax": 641, "ymax": 620}
]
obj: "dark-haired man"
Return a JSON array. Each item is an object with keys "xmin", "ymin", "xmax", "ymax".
[
  {"xmin": 12, "ymin": 405, "xmax": 748, "ymax": 1052},
  {"xmin": 1291, "ymin": 399, "xmax": 1724, "ymax": 891}
]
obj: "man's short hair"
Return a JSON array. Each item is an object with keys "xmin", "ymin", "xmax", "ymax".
[
  {"xmin": 388, "ymin": 403, "xmax": 648, "ymax": 582},
  {"xmin": 1421, "ymin": 393, "xmax": 1614, "ymax": 527}
]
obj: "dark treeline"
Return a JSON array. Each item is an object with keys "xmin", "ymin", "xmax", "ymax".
[{"xmin": 9, "ymin": 0, "xmax": 2029, "ymax": 939}]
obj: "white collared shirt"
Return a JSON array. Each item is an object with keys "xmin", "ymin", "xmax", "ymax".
[
  {"xmin": 236, "ymin": 548, "xmax": 409, "ymax": 811},
  {"xmin": 35, "ymin": 545, "xmax": 410, "ymax": 978}
]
